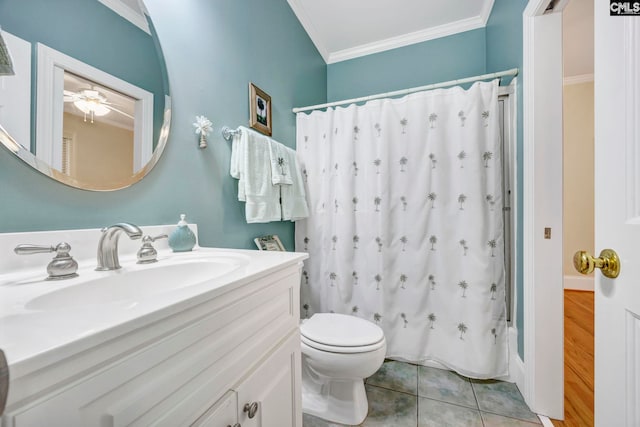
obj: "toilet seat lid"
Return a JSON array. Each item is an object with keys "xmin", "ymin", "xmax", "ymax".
[
  {"xmin": 300, "ymin": 313, "xmax": 385, "ymax": 348},
  {"xmin": 301, "ymin": 334, "xmax": 386, "ymax": 354}
]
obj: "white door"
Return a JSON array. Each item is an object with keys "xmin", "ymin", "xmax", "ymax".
[{"xmin": 593, "ymin": 4, "xmax": 640, "ymax": 426}]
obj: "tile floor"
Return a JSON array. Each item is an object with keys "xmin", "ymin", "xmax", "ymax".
[{"xmin": 303, "ymin": 360, "xmax": 542, "ymax": 427}]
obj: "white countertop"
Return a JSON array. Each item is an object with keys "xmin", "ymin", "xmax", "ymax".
[{"xmin": 0, "ymin": 238, "xmax": 307, "ymax": 380}]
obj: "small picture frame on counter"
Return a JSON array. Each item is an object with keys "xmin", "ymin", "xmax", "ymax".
[{"xmin": 254, "ymin": 234, "xmax": 285, "ymax": 251}]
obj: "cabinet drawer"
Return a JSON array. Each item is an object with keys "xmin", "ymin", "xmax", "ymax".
[{"xmin": 5, "ymin": 268, "xmax": 301, "ymax": 427}]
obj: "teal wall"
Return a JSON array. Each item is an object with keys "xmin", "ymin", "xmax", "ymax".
[
  {"xmin": 327, "ymin": 28, "xmax": 487, "ymax": 102},
  {"xmin": 0, "ymin": 0, "xmax": 327, "ymax": 252},
  {"xmin": 327, "ymin": 0, "xmax": 527, "ymax": 359},
  {"xmin": 0, "ymin": 0, "xmax": 167, "ymax": 150},
  {"xmin": 486, "ymin": 0, "xmax": 528, "ymax": 363}
]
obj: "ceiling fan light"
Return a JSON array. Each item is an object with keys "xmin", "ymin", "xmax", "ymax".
[
  {"xmin": 73, "ymin": 99, "xmax": 90, "ymax": 114},
  {"xmin": 92, "ymin": 104, "xmax": 110, "ymax": 116},
  {"xmin": 83, "ymin": 89, "xmax": 101, "ymax": 99},
  {"xmin": 73, "ymin": 99, "xmax": 110, "ymax": 117}
]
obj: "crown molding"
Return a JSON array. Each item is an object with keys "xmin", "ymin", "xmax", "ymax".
[
  {"xmin": 287, "ymin": 0, "xmax": 495, "ymax": 65},
  {"xmin": 327, "ymin": 13, "xmax": 489, "ymax": 64},
  {"xmin": 286, "ymin": 0, "xmax": 331, "ymax": 63},
  {"xmin": 480, "ymin": 0, "xmax": 496, "ymax": 27}
]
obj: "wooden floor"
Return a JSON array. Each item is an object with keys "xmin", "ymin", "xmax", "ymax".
[{"xmin": 551, "ymin": 290, "xmax": 594, "ymax": 427}]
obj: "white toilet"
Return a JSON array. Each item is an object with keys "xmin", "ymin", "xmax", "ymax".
[{"xmin": 300, "ymin": 313, "xmax": 387, "ymax": 425}]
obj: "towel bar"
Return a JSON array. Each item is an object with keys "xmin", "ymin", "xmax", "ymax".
[{"xmin": 221, "ymin": 126, "xmax": 241, "ymax": 141}]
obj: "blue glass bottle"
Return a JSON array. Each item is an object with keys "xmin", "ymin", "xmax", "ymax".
[{"xmin": 168, "ymin": 214, "xmax": 197, "ymax": 252}]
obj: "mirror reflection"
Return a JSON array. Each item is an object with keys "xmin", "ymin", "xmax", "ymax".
[
  {"xmin": 62, "ymin": 72, "xmax": 138, "ymax": 188},
  {"xmin": 0, "ymin": 0, "xmax": 170, "ymax": 191}
]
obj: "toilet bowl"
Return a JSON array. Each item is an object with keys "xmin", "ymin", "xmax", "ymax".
[{"xmin": 300, "ymin": 313, "xmax": 386, "ymax": 425}]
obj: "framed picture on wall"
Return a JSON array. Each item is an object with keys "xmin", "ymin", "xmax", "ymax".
[
  {"xmin": 254, "ymin": 235, "xmax": 285, "ymax": 251},
  {"xmin": 249, "ymin": 82, "xmax": 272, "ymax": 136}
]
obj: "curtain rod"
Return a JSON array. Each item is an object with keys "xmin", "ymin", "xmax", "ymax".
[{"xmin": 292, "ymin": 68, "xmax": 519, "ymax": 114}]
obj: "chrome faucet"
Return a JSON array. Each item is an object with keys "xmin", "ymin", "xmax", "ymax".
[{"xmin": 96, "ymin": 223, "xmax": 143, "ymax": 271}]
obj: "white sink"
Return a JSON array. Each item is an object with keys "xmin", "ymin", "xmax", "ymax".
[{"xmin": 25, "ymin": 255, "xmax": 248, "ymax": 311}]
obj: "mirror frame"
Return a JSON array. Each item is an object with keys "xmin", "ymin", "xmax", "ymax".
[{"xmin": 0, "ymin": 103, "xmax": 170, "ymax": 191}]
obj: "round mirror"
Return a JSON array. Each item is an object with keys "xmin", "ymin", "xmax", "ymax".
[{"xmin": 0, "ymin": 0, "xmax": 171, "ymax": 191}]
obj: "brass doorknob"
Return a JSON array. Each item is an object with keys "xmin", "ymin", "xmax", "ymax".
[{"xmin": 573, "ymin": 249, "xmax": 620, "ymax": 278}]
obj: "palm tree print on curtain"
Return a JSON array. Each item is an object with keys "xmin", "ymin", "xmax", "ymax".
[
  {"xmin": 295, "ymin": 80, "xmax": 507, "ymax": 378},
  {"xmin": 458, "ymin": 280, "xmax": 469, "ymax": 298},
  {"xmin": 429, "ymin": 235, "xmax": 438, "ymax": 251},
  {"xmin": 460, "ymin": 239, "xmax": 469, "ymax": 256},
  {"xmin": 483, "ymin": 151, "xmax": 493, "ymax": 168},
  {"xmin": 458, "ymin": 150, "xmax": 467, "ymax": 168},
  {"xmin": 399, "ymin": 273, "xmax": 408, "ymax": 289},
  {"xmin": 428, "ymin": 313, "xmax": 437, "ymax": 329},
  {"xmin": 428, "ymin": 192, "xmax": 437, "ymax": 208}
]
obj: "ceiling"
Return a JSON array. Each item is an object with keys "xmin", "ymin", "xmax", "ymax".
[
  {"xmin": 98, "ymin": 0, "xmax": 150, "ymax": 34},
  {"xmin": 287, "ymin": 0, "xmax": 495, "ymax": 64},
  {"xmin": 287, "ymin": 0, "xmax": 593, "ymax": 76},
  {"xmin": 563, "ymin": 0, "xmax": 593, "ymax": 80}
]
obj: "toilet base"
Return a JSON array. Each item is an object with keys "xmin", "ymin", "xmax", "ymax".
[{"xmin": 302, "ymin": 365, "xmax": 369, "ymax": 425}]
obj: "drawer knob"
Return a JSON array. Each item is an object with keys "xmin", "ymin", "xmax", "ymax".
[
  {"xmin": 244, "ymin": 401, "xmax": 259, "ymax": 418},
  {"xmin": 226, "ymin": 424, "xmax": 241, "ymax": 427}
]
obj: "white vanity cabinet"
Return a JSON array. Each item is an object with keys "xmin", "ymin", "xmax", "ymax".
[
  {"xmin": 193, "ymin": 331, "xmax": 300, "ymax": 427},
  {"xmin": 1, "ymin": 259, "xmax": 304, "ymax": 427}
]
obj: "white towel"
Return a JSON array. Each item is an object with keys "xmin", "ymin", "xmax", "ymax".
[
  {"xmin": 281, "ymin": 147, "xmax": 309, "ymax": 221},
  {"xmin": 229, "ymin": 129, "xmax": 245, "ymax": 201},
  {"xmin": 268, "ymin": 139, "xmax": 293, "ymax": 185},
  {"xmin": 230, "ymin": 132, "xmax": 241, "ymax": 179},
  {"xmin": 234, "ymin": 127, "xmax": 282, "ymax": 223}
]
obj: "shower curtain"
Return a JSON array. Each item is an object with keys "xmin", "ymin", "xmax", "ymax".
[{"xmin": 295, "ymin": 80, "xmax": 507, "ymax": 378}]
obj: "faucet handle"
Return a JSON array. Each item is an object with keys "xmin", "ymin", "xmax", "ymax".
[
  {"xmin": 14, "ymin": 244, "xmax": 57, "ymax": 255},
  {"xmin": 137, "ymin": 234, "xmax": 168, "ymax": 264},
  {"xmin": 14, "ymin": 242, "xmax": 79, "ymax": 280}
]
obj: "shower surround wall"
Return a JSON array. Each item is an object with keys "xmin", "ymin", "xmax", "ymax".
[{"xmin": 327, "ymin": 0, "xmax": 527, "ymax": 359}]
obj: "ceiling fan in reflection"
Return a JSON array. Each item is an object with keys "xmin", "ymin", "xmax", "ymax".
[{"xmin": 63, "ymin": 89, "xmax": 133, "ymax": 124}]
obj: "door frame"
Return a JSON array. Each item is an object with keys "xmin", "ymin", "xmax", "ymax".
[{"xmin": 522, "ymin": 0, "xmax": 566, "ymax": 419}]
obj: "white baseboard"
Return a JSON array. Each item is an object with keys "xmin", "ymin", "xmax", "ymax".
[
  {"xmin": 539, "ymin": 415, "xmax": 555, "ymax": 426},
  {"xmin": 564, "ymin": 274, "xmax": 594, "ymax": 291}
]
